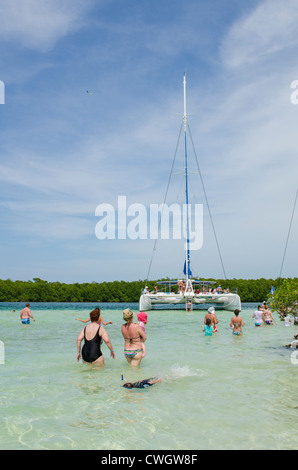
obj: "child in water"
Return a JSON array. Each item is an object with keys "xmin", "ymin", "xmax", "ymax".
[
  {"xmin": 202, "ymin": 317, "xmax": 214, "ymax": 336},
  {"xmin": 123, "ymin": 377, "xmax": 161, "ymax": 388},
  {"xmin": 137, "ymin": 311, "xmax": 148, "ymax": 357}
]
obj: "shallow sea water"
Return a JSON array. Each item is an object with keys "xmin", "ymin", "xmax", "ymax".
[{"xmin": 0, "ymin": 302, "xmax": 297, "ymax": 450}]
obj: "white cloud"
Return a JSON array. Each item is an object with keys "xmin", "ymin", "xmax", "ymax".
[
  {"xmin": 221, "ymin": 0, "xmax": 298, "ymax": 68},
  {"xmin": 0, "ymin": 0, "xmax": 93, "ymax": 51},
  {"xmin": 0, "ymin": 0, "xmax": 297, "ymax": 281}
]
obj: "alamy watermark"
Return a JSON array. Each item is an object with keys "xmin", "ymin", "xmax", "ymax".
[
  {"xmin": 290, "ymin": 80, "xmax": 298, "ymax": 104},
  {"xmin": 0, "ymin": 80, "xmax": 5, "ymax": 104},
  {"xmin": 95, "ymin": 196, "xmax": 203, "ymax": 250}
]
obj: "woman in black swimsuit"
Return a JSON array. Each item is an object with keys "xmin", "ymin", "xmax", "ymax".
[{"xmin": 77, "ymin": 309, "xmax": 115, "ymax": 366}]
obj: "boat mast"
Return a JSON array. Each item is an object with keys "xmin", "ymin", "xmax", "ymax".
[{"xmin": 183, "ymin": 74, "xmax": 192, "ymax": 289}]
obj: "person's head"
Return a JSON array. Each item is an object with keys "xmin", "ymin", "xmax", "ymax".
[
  {"xmin": 123, "ymin": 308, "xmax": 134, "ymax": 322},
  {"xmin": 123, "ymin": 382, "xmax": 134, "ymax": 388},
  {"xmin": 137, "ymin": 311, "xmax": 147, "ymax": 323},
  {"xmin": 206, "ymin": 317, "xmax": 212, "ymax": 326},
  {"xmin": 257, "ymin": 305, "xmax": 261, "ymax": 310},
  {"xmin": 234, "ymin": 309, "xmax": 240, "ymax": 316},
  {"xmin": 208, "ymin": 307, "xmax": 215, "ymax": 314},
  {"xmin": 26, "ymin": 303, "xmax": 30, "ymax": 307},
  {"xmin": 90, "ymin": 309, "xmax": 100, "ymax": 323}
]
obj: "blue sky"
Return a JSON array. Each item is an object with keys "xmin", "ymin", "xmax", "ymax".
[{"xmin": 0, "ymin": 0, "xmax": 297, "ymax": 283}]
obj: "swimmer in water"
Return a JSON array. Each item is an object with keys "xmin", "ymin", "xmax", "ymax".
[
  {"xmin": 20, "ymin": 303, "xmax": 35, "ymax": 325},
  {"xmin": 121, "ymin": 308, "xmax": 146, "ymax": 367},
  {"xmin": 204, "ymin": 307, "xmax": 219, "ymax": 332},
  {"xmin": 285, "ymin": 334, "xmax": 298, "ymax": 348},
  {"xmin": 230, "ymin": 309, "xmax": 245, "ymax": 336},
  {"xmin": 76, "ymin": 309, "xmax": 115, "ymax": 366},
  {"xmin": 252, "ymin": 305, "xmax": 264, "ymax": 326},
  {"xmin": 76, "ymin": 307, "xmax": 113, "ymax": 326},
  {"xmin": 262, "ymin": 306, "xmax": 277, "ymax": 325},
  {"xmin": 123, "ymin": 377, "xmax": 162, "ymax": 388},
  {"xmin": 202, "ymin": 317, "xmax": 214, "ymax": 336}
]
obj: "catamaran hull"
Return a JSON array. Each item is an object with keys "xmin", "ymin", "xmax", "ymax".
[{"xmin": 139, "ymin": 292, "xmax": 241, "ymax": 311}]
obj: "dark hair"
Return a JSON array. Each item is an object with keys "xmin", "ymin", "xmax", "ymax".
[
  {"xmin": 206, "ymin": 317, "xmax": 212, "ymax": 326},
  {"xmin": 234, "ymin": 309, "xmax": 240, "ymax": 316},
  {"xmin": 123, "ymin": 382, "xmax": 133, "ymax": 388},
  {"xmin": 90, "ymin": 308, "xmax": 100, "ymax": 322},
  {"xmin": 26, "ymin": 303, "xmax": 30, "ymax": 307}
]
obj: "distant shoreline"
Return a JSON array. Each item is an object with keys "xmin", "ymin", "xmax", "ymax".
[{"xmin": 0, "ymin": 277, "xmax": 296, "ymax": 303}]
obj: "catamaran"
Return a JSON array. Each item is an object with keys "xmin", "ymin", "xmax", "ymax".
[{"xmin": 139, "ymin": 74, "xmax": 241, "ymax": 312}]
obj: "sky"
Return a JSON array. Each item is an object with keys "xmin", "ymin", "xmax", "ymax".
[{"xmin": 0, "ymin": 0, "xmax": 297, "ymax": 284}]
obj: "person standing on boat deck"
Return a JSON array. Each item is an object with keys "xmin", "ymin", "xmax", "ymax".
[
  {"xmin": 77, "ymin": 309, "xmax": 115, "ymax": 366},
  {"xmin": 121, "ymin": 308, "xmax": 146, "ymax": 367},
  {"xmin": 252, "ymin": 305, "xmax": 263, "ymax": 326},
  {"xmin": 204, "ymin": 307, "xmax": 219, "ymax": 332},
  {"xmin": 20, "ymin": 303, "xmax": 35, "ymax": 324},
  {"xmin": 230, "ymin": 309, "xmax": 245, "ymax": 336}
]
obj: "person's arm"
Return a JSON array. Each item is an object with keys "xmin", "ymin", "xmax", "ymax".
[
  {"xmin": 76, "ymin": 318, "xmax": 90, "ymax": 323},
  {"xmin": 76, "ymin": 329, "xmax": 85, "ymax": 362},
  {"xmin": 29, "ymin": 310, "xmax": 35, "ymax": 322},
  {"xmin": 99, "ymin": 316, "xmax": 113, "ymax": 326},
  {"xmin": 100, "ymin": 327, "xmax": 115, "ymax": 359},
  {"xmin": 148, "ymin": 377, "xmax": 162, "ymax": 385},
  {"xmin": 137, "ymin": 324, "xmax": 147, "ymax": 342}
]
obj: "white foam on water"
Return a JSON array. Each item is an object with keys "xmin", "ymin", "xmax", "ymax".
[{"xmin": 163, "ymin": 364, "xmax": 207, "ymax": 381}]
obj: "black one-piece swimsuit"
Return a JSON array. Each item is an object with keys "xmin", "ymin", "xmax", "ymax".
[{"xmin": 82, "ymin": 326, "xmax": 103, "ymax": 362}]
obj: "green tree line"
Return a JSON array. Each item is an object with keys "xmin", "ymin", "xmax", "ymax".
[{"xmin": 0, "ymin": 277, "xmax": 292, "ymax": 303}]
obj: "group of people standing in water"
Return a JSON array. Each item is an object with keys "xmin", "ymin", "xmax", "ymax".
[
  {"xmin": 202, "ymin": 306, "xmax": 246, "ymax": 336},
  {"xmin": 75, "ymin": 302, "xmax": 282, "ymax": 367},
  {"xmin": 203, "ymin": 303, "xmax": 279, "ymax": 336},
  {"xmin": 76, "ymin": 307, "xmax": 147, "ymax": 368},
  {"xmin": 18, "ymin": 301, "xmax": 288, "ymax": 368},
  {"xmin": 252, "ymin": 303, "xmax": 277, "ymax": 327}
]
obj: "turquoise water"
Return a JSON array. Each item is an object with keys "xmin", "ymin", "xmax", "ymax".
[{"xmin": 0, "ymin": 302, "xmax": 297, "ymax": 450}]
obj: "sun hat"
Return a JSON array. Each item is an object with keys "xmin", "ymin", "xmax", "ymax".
[
  {"xmin": 208, "ymin": 307, "xmax": 215, "ymax": 314},
  {"xmin": 137, "ymin": 311, "xmax": 148, "ymax": 323},
  {"xmin": 123, "ymin": 308, "xmax": 134, "ymax": 321}
]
